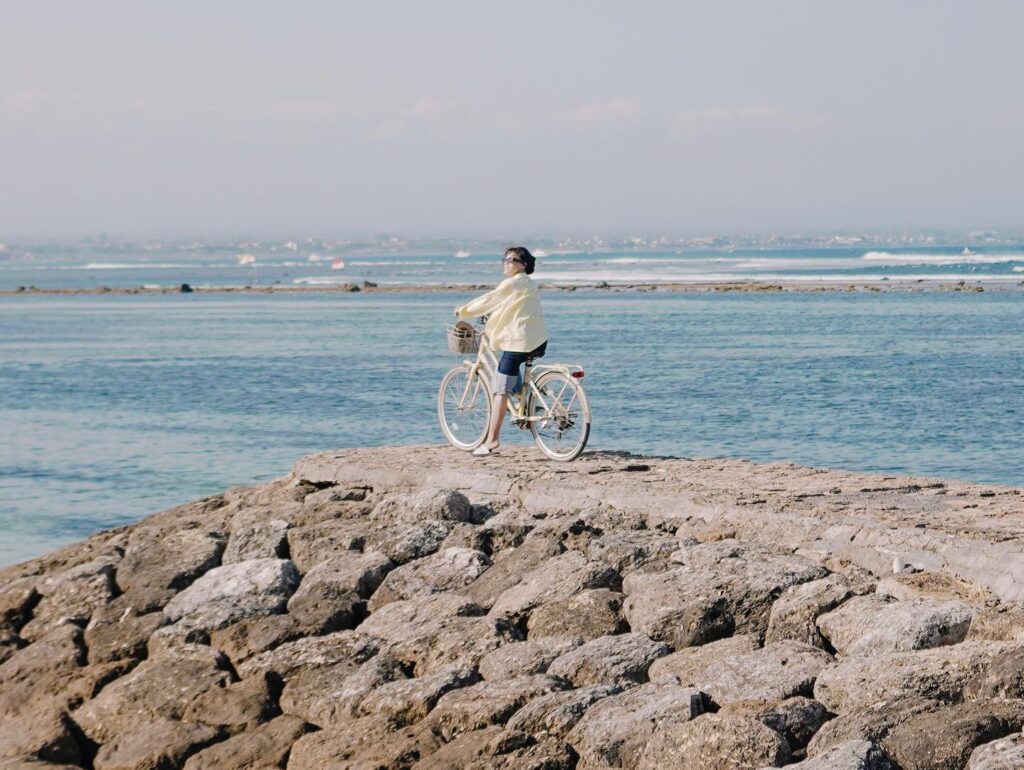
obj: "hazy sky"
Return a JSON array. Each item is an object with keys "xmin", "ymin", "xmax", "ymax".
[{"xmin": 2, "ymin": 2, "xmax": 1022, "ymax": 238}]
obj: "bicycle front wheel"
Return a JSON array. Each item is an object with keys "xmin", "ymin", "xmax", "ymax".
[
  {"xmin": 528, "ymin": 371, "xmax": 591, "ymax": 461},
  {"xmin": 438, "ymin": 365, "xmax": 492, "ymax": 450}
]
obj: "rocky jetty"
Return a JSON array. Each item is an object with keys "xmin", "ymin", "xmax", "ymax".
[{"xmin": 2, "ymin": 445, "xmax": 1023, "ymax": 770}]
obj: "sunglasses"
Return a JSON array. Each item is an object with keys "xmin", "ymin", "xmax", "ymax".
[{"xmin": 502, "ymin": 256, "xmax": 523, "ymax": 264}]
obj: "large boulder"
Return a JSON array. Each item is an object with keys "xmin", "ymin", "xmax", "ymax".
[
  {"xmin": 764, "ymin": 577, "xmax": 853, "ymax": 648},
  {"xmin": 807, "ymin": 697, "xmax": 944, "ymax": 757},
  {"xmin": 461, "ymin": 535, "xmax": 564, "ymax": 610},
  {"xmin": 566, "ymin": 682, "xmax": 704, "ymax": 768},
  {"xmin": 425, "ymin": 674, "xmax": 570, "ymax": 741},
  {"xmin": 623, "ymin": 541, "xmax": 827, "ymax": 647},
  {"xmin": 813, "ymin": 642, "xmax": 1011, "ymax": 713},
  {"xmin": 488, "ymin": 551, "xmax": 620, "ymax": 619},
  {"xmin": 116, "ymin": 527, "xmax": 224, "ymax": 594},
  {"xmin": 546, "ymin": 632, "xmax": 669, "ymax": 687},
  {"xmin": 370, "ymin": 488, "xmax": 474, "ymax": 525},
  {"xmin": 182, "ymin": 715, "xmax": 313, "ymax": 770},
  {"xmin": 527, "ymin": 588, "xmax": 627, "ymax": 640},
  {"xmin": 648, "ymin": 634, "xmax": 760, "ymax": 684},
  {"xmin": 367, "ymin": 547, "xmax": 490, "ymax": 611},
  {"xmin": 292, "ymin": 550, "xmax": 393, "ymax": 600},
  {"xmin": 74, "ymin": 644, "xmax": 231, "ymax": 743},
  {"xmin": 775, "ymin": 740, "xmax": 898, "ymax": 769},
  {"xmin": 287, "ymin": 521, "xmax": 366, "ymax": 572},
  {"xmin": 0, "ymin": 704, "xmax": 83, "ymax": 766},
  {"xmin": 181, "ymin": 673, "xmax": 278, "ymax": 731},
  {"xmin": 968, "ymin": 733, "xmax": 1024, "ymax": 769},
  {"xmin": 585, "ymin": 530, "xmax": 678, "ymax": 574},
  {"xmin": 506, "ymin": 683, "xmax": 623, "ymax": 738},
  {"xmin": 18, "ymin": 558, "xmax": 118, "ymax": 642},
  {"xmin": 237, "ymin": 630, "xmax": 381, "ymax": 681},
  {"xmin": 286, "ymin": 715, "xmax": 440, "ymax": 770},
  {"xmin": 163, "ymin": 558, "xmax": 299, "ymax": 631},
  {"xmin": 91, "ymin": 720, "xmax": 221, "ymax": 770},
  {"xmin": 882, "ymin": 701, "xmax": 1024, "ymax": 770},
  {"xmin": 964, "ymin": 648, "xmax": 1024, "ymax": 699},
  {"xmin": 363, "ymin": 520, "xmax": 455, "ymax": 566},
  {"xmin": 816, "ymin": 595, "xmax": 975, "ymax": 656},
  {"xmin": 356, "ymin": 664, "xmax": 479, "ymax": 725},
  {"xmin": 415, "ymin": 726, "xmax": 577, "ymax": 770},
  {"xmin": 222, "ymin": 514, "xmax": 289, "ymax": 563},
  {"xmin": 692, "ymin": 640, "xmax": 834, "ymax": 706},
  {"xmin": 0, "ymin": 625, "xmax": 85, "ymax": 719},
  {"xmin": 636, "ymin": 713, "xmax": 790, "ymax": 770},
  {"xmin": 720, "ymin": 696, "xmax": 831, "ymax": 753},
  {"xmin": 479, "ymin": 637, "xmax": 583, "ymax": 681}
]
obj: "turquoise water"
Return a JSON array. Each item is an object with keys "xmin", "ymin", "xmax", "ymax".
[{"xmin": 1, "ymin": 290, "xmax": 1022, "ymax": 567}]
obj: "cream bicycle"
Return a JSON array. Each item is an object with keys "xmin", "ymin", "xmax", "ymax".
[{"xmin": 438, "ymin": 321, "xmax": 591, "ymax": 461}]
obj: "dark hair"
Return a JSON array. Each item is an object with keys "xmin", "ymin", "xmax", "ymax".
[{"xmin": 505, "ymin": 246, "xmax": 536, "ymax": 275}]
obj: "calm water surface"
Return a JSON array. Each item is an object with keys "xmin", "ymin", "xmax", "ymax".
[{"xmin": 1, "ymin": 290, "xmax": 1021, "ymax": 567}]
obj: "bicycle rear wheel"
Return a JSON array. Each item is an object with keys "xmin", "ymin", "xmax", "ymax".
[
  {"xmin": 528, "ymin": 371, "xmax": 591, "ymax": 461},
  {"xmin": 438, "ymin": 365, "xmax": 492, "ymax": 450}
]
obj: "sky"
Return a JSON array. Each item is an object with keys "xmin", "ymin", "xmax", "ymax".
[{"xmin": 1, "ymin": 2, "xmax": 1022, "ymax": 238}]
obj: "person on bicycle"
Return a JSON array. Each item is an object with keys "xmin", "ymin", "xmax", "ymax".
[{"xmin": 454, "ymin": 246, "xmax": 548, "ymax": 456}]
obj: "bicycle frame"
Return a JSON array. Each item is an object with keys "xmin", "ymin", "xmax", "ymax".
[{"xmin": 456, "ymin": 330, "xmax": 585, "ymax": 425}]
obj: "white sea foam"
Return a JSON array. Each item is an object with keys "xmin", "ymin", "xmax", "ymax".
[
  {"xmin": 346, "ymin": 260, "xmax": 434, "ymax": 267},
  {"xmin": 80, "ymin": 262, "xmax": 199, "ymax": 270},
  {"xmin": 1013, "ymin": 266, "xmax": 1024, "ymax": 272},
  {"xmin": 861, "ymin": 251, "xmax": 1024, "ymax": 265}
]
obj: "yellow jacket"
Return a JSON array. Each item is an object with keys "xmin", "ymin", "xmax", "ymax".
[{"xmin": 456, "ymin": 273, "xmax": 548, "ymax": 353}]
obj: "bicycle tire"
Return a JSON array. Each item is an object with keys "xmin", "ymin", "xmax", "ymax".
[
  {"xmin": 528, "ymin": 371, "xmax": 591, "ymax": 461},
  {"xmin": 438, "ymin": 365, "xmax": 492, "ymax": 450}
]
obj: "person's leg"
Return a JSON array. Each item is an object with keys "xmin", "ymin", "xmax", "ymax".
[
  {"xmin": 485, "ymin": 393, "xmax": 509, "ymax": 447},
  {"xmin": 480, "ymin": 351, "xmax": 525, "ymax": 451}
]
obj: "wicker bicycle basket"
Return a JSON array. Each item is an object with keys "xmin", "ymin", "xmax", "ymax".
[{"xmin": 446, "ymin": 324, "xmax": 480, "ymax": 355}]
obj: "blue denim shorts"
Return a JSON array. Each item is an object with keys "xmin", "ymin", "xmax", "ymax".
[{"xmin": 490, "ymin": 340, "xmax": 547, "ymax": 395}]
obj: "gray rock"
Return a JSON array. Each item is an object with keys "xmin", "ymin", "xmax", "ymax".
[
  {"xmin": 721, "ymin": 696, "xmax": 831, "ymax": 752},
  {"xmin": 636, "ymin": 713, "xmax": 790, "ymax": 770},
  {"xmin": 648, "ymin": 634, "xmax": 761, "ymax": 684},
  {"xmin": 0, "ymin": 705, "xmax": 82, "ymax": 765},
  {"xmin": 291, "ymin": 550, "xmax": 392, "ymax": 601},
  {"xmin": 774, "ymin": 740, "xmax": 897, "ymax": 769},
  {"xmin": 527, "ymin": 588, "xmax": 627, "ymax": 640},
  {"xmin": 181, "ymin": 672, "xmax": 278, "ymax": 730},
  {"xmin": 19, "ymin": 558, "xmax": 118, "ymax": 641},
  {"xmin": 817, "ymin": 595, "xmax": 975, "ymax": 656},
  {"xmin": 623, "ymin": 541, "xmax": 826, "ymax": 647},
  {"xmin": 585, "ymin": 530, "xmax": 679, "ymax": 574},
  {"xmin": 367, "ymin": 547, "xmax": 490, "ymax": 611},
  {"xmin": 0, "ymin": 625, "xmax": 85, "ymax": 719},
  {"xmin": 363, "ymin": 520, "xmax": 454, "ymax": 565},
  {"xmin": 73, "ymin": 643, "xmax": 231, "ymax": 743},
  {"xmin": 358, "ymin": 593, "xmax": 485, "ymax": 640},
  {"xmin": 163, "ymin": 558, "xmax": 299, "ymax": 631},
  {"xmin": 117, "ymin": 527, "xmax": 225, "ymax": 593},
  {"xmin": 765, "ymin": 576, "xmax": 853, "ymax": 648},
  {"xmin": 882, "ymin": 701, "xmax": 1024, "ymax": 770},
  {"xmin": 237, "ymin": 629, "xmax": 380, "ymax": 680},
  {"xmin": 84, "ymin": 599, "xmax": 168, "ymax": 664},
  {"xmin": 209, "ymin": 614, "xmax": 302, "ymax": 668},
  {"xmin": 371, "ymin": 488, "xmax": 474, "ymax": 524},
  {"xmin": 964, "ymin": 647, "xmax": 1024, "ymax": 699},
  {"xmin": 222, "ymin": 515, "xmax": 289, "ymax": 563},
  {"xmin": 287, "ymin": 521, "xmax": 366, "ymax": 572},
  {"xmin": 183, "ymin": 715, "xmax": 313, "ymax": 770},
  {"xmin": 479, "ymin": 637, "xmax": 583, "ymax": 681},
  {"xmin": 461, "ymin": 535, "xmax": 564, "ymax": 610},
  {"xmin": 547, "ymin": 631, "xmax": 669, "ymax": 687},
  {"xmin": 92, "ymin": 719, "xmax": 221, "ymax": 770},
  {"xmin": 566, "ymin": 682, "xmax": 704, "ymax": 768},
  {"xmin": 280, "ymin": 650, "xmax": 409, "ymax": 728},
  {"xmin": 968, "ymin": 733, "xmax": 1024, "ymax": 769},
  {"xmin": 506, "ymin": 683, "xmax": 623, "ymax": 737},
  {"xmin": 356, "ymin": 665, "xmax": 479, "ymax": 724},
  {"xmin": 693, "ymin": 640, "xmax": 834, "ymax": 706},
  {"xmin": 813, "ymin": 642, "xmax": 1011, "ymax": 713},
  {"xmin": 807, "ymin": 697, "xmax": 943, "ymax": 757},
  {"xmin": 488, "ymin": 550, "xmax": 620, "ymax": 618},
  {"xmin": 414, "ymin": 726, "xmax": 577, "ymax": 770},
  {"xmin": 426, "ymin": 674, "xmax": 570, "ymax": 741}
]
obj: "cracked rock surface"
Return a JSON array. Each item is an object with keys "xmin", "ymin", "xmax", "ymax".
[{"xmin": 1, "ymin": 445, "xmax": 1023, "ymax": 769}]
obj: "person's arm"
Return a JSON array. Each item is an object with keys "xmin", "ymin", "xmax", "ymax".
[{"xmin": 455, "ymin": 279, "xmax": 512, "ymax": 320}]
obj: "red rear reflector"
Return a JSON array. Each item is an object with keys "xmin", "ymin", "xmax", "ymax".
[{"xmin": 571, "ymin": 370, "xmax": 585, "ymax": 378}]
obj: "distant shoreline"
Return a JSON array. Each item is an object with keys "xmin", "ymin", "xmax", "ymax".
[{"xmin": 2, "ymin": 277, "xmax": 1021, "ymax": 297}]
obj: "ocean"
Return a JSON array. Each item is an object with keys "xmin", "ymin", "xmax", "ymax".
[{"xmin": 1, "ymin": 283, "xmax": 1021, "ymax": 568}]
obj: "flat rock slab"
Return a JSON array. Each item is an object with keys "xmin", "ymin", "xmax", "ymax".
[
  {"xmin": 692, "ymin": 640, "xmax": 834, "ymax": 706},
  {"xmin": 813, "ymin": 641, "xmax": 1013, "ymax": 713},
  {"xmin": 426, "ymin": 674, "xmax": 570, "ymax": 741},
  {"xmin": 163, "ymin": 558, "xmax": 299, "ymax": 631},
  {"xmin": 527, "ymin": 588, "xmax": 627, "ymax": 640},
  {"xmin": 547, "ymin": 632, "xmax": 669, "ymax": 687},
  {"xmin": 772, "ymin": 740, "xmax": 898, "ymax": 769},
  {"xmin": 479, "ymin": 637, "xmax": 583, "ymax": 681},
  {"xmin": 506, "ymin": 683, "xmax": 623, "ymax": 738},
  {"xmin": 637, "ymin": 713, "xmax": 790, "ymax": 770},
  {"xmin": 648, "ymin": 634, "xmax": 761, "ymax": 685},
  {"xmin": 968, "ymin": 733, "xmax": 1024, "ymax": 769},
  {"xmin": 488, "ymin": 550, "xmax": 620, "ymax": 618},
  {"xmin": 367, "ymin": 546, "xmax": 490, "ymax": 611},
  {"xmin": 566, "ymin": 682, "xmax": 704, "ymax": 768},
  {"xmin": 817, "ymin": 595, "xmax": 974, "ymax": 656}
]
